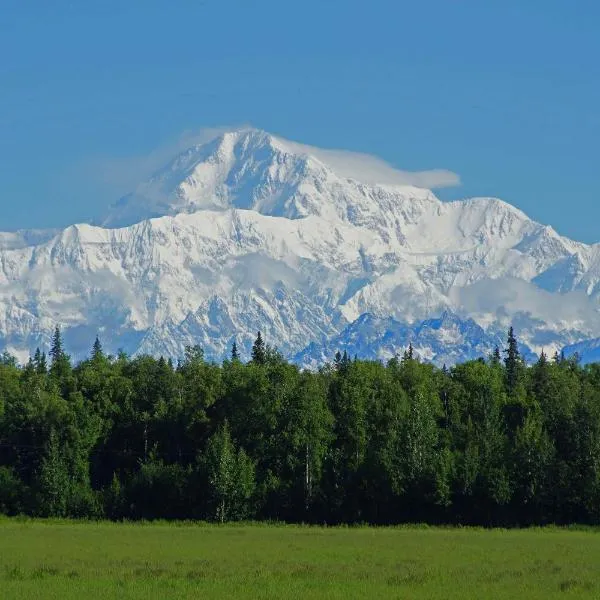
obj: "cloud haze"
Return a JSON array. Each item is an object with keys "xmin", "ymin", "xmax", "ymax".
[
  {"xmin": 81, "ymin": 126, "xmax": 246, "ymax": 193},
  {"xmin": 453, "ymin": 277, "xmax": 600, "ymax": 333}
]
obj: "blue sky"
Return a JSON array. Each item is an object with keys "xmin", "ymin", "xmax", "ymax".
[{"xmin": 1, "ymin": 0, "xmax": 599, "ymax": 241}]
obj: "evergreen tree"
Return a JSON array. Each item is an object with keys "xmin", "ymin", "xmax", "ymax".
[
  {"xmin": 340, "ymin": 350, "xmax": 351, "ymax": 373},
  {"xmin": 91, "ymin": 336, "xmax": 104, "ymax": 362},
  {"xmin": 334, "ymin": 351, "xmax": 342, "ymax": 370},
  {"xmin": 251, "ymin": 331, "xmax": 266, "ymax": 365},
  {"xmin": 554, "ymin": 350, "xmax": 566, "ymax": 364},
  {"xmin": 491, "ymin": 346, "xmax": 501, "ymax": 365},
  {"xmin": 531, "ymin": 351, "xmax": 552, "ymax": 403},
  {"xmin": 231, "ymin": 341, "xmax": 240, "ymax": 362},
  {"xmin": 504, "ymin": 327, "xmax": 522, "ymax": 396},
  {"xmin": 49, "ymin": 326, "xmax": 64, "ymax": 365},
  {"xmin": 33, "ymin": 348, "xmax": 47, "ymax": 374},
  {"xmin": 49, "ymin": 325, "xmax": 72, "ymax": 388}
]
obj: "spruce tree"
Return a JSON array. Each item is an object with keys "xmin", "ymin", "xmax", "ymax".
[
  {"xmin": 91, "ymin": 336, "xmax": 104, "ymax": 362},
  {"xmin": 531, "ymin": 351, "xmax": 551, "ymax": 409},
  {"xmin": 251, "ymin": 331, "xmax": 266, "ymax": 365},
  {"xmin": 334, "ymin": 351, "xmax": 342, "ymax": 370},
  {"xmin": 342, "ymin": 350, "xmax": 350, "ymax": 367},
  {"xmin": 33, "ymin": 348, "xmax": 47, "ymax": 374},
  {"xmin": 49, "ymin": 326, "xmax": 63, "ymax": 364},
  {"xmin": 39, "ymin": 352, "xmax": 47, "ymax": 375},
  {"xmin": 504, "ymin": 327, "xmax": 521, "ymax": 395},
  {"xmin": 538, "ymin": 349, "xmax": 547, "ymax": 367},
  {"xmin": 23, "ymin": 356, "xmax": 36, "ymax": 378},
  {"xmin": 231, "ymin": 341, "xmax": 240, "ymax": 362},
  {"xmin": 49, "ymin": 325, "xmax": 72, "ymax": 386},
  {"xmin": 491, "ymin": 346, "xmax": 501, "ymax": 365}
]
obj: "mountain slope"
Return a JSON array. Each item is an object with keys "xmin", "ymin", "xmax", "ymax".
[
  {"xmin": 563, "ymin": 338, "xmax": 600, "ymax": 365},
  {"xmin": 295, "ymin": 311, "xmax": 539, "ymax": 368},
  {"xmin": 1, "ymin": 128, "xmax": 600, "ymax": 364}
]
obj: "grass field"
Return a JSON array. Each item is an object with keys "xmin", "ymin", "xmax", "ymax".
[{"xmin": 0, "ymin": 520, "xmax": 599, "ymax": 599}]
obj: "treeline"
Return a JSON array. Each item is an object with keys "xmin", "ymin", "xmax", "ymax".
[{"xmin": 0, "ymin": 326, "xmax": 599, "ymax": 526}]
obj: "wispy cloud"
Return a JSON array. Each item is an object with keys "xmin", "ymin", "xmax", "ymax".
[
  {"xmin": 80, "ymin": 125, "xmax": 249, "ymax": 193},
  {"xmin": 278, "ymin": 138, "xmax": 461, "ymax": 189},
  {"xmin": 453, "ymin": 277, "xmax": 600, "ymax": 333}
]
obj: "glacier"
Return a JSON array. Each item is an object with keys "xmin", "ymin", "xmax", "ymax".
[{"xmin": 1, "ymin": 128, "xmax": 599, "ymax": 365}]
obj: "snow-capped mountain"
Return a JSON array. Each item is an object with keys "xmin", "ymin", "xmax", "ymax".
[
  {"xmin": 563, "ymin": 338, "xmax": 600, "ymax": 365},
  {"xmin": 1, "ymin": 128, "xmax": 599, "ymax": 365},
  {"xmin": 295, "ymin": 311, "xmax": 538, "ymax": 368}
]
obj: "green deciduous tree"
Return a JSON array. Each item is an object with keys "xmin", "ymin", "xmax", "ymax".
[
  {"xmin": 203, "ymin": 422, "xmax": 255, "ymax": 522},
  {"xmin": 37, "ymin": 428, "xmax": 70, "ymax": 517}
]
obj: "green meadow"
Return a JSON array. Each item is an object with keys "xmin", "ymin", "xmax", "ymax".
[{"xmin": 0, "ymin": 520, "xmax": 598, "ymax": 599}]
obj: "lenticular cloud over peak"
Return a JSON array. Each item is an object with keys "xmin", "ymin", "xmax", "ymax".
[{"xmin": 271, "ymin": 135, "xmax": 461, "ymax": 189}]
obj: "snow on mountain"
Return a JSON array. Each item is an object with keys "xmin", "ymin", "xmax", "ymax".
[
  {"xmin": 0, "ymin": 229, "xmax": 59, "ymax": 250},
  {"xmin": 294, "ymin": 311, "xmax": 538, "ymax": 368},
  {"xmin": 100, "ymin": 129, "xmax": 445, "ymax": 250},
  {"xmin": 563, "ymin": 338, "xmax": 600, "ymax": 365},
  {"xmin": 2, "ymin": 127, "xmax": 600, "ymax": 364}
]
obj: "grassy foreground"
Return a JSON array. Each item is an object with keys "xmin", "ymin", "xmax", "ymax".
[{"xmin": 0, "ymin": 520, "xmax": 598, "ymax": 599}]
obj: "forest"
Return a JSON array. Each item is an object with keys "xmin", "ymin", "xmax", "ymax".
[{"xmin": 0, "ymin": 326, "xmax": 599, "ymax": 526}]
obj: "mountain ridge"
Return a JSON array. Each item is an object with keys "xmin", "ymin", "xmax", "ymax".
[{"xmin": 1, "ymin": 128, "xmax": 599, "ymax": 365}]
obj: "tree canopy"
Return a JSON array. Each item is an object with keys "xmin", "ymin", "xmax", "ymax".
[{"xmin": 0, "ymin": 329, "xmax": 597, "ymax": 525}]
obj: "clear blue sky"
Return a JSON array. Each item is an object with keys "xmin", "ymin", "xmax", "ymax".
[{"xmin": 1, "ymin": 0, "xmax": 599, "ymax": 241}]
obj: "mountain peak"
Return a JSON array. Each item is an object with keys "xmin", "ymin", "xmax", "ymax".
[
  {"xmin": 99, "ymin": 128, "xmax": 323, "ymax": 228},
  {"xmin": 98, "ymin": 129, "xmax": 443, "ymax": 229}
]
